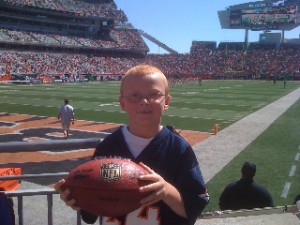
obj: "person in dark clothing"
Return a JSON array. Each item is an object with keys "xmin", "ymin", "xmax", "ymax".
[
  {"xmin": 294, "ymin": 194, "xmax": 300, "ymax": 204},
  {"xmin": 219, "ymin": 161, "xmax": 274, "ymax": 211},
  {"xmin": 0, "ymin": 188, "xmax": 15, "ymax": 225}
]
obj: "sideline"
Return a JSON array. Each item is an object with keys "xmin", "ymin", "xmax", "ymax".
[{"xmin": 193, "ymin": 87, "xmax": 300, "ymax": 182}]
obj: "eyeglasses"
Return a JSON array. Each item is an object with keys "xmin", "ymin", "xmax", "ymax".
[{"xmin": 123, "ymin": 92, "xmax": 166, "ymax": 103}]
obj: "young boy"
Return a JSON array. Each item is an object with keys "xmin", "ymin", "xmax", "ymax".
[{"xmin": 55, "ymin": 64, "xmax": 209, "ymax": 225}]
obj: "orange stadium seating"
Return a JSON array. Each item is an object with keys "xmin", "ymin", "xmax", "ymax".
[{"xmin": 0, "ymin": 168, "xmax": 22, "ymax": 191}]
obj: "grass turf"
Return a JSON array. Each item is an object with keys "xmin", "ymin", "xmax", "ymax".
[
  {"xmin": 205, "ymin": 97, "xmax": 300, "ymax": 211},
  {"xmin": 0, "ymin": 80, "xmax": 299, "ymax": 211}
]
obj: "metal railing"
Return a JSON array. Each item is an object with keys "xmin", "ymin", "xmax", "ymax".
[
  {"xmin": 0, "ymin": 138, "xmax": 101, "ymax": 225},
  {"xmin": 1, "ymin": 138, "xmax": 299, "ymax": 224},
  {"xmin": 0, "ymin": 138, "xmax": 101, "ymax": 153}
]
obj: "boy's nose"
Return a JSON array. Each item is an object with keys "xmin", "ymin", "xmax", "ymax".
[{"xmin": 140, "ymin": 97, "xmax": 150, "ymax": 104}]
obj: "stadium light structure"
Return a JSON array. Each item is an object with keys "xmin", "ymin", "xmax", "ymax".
[{"xmin": 138, "ymin": 29, "xmax": 179, "ymax": 54}]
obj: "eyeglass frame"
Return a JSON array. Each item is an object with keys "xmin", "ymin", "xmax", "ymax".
[{"xmin": 121, "ymin": 92, "xmax": 166, "ymax": 103}]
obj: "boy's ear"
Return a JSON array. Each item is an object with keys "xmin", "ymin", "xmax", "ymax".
[
  {"xmin": 164, "ymin": 95, "xmax": 171, "ymax": 110},
  {"xmin": 119, "ymin": 96, "xmax": 126, "ymax": 111}
]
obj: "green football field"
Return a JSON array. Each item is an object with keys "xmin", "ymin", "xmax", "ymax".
[
  {"xmin": 0, "ymin": 79, "xmax": 299, "ymax": 212},
  {"xmin": 0, "ymin": 80, "xmax": 297, "ymax": 133}
]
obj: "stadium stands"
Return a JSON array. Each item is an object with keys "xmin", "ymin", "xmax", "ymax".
[
  {"xmin": 217, "ymin": 42, "xmax": 246, "ymax": 51},
  {"xmin": 1, "ymin": 0, "xmax": 123, "ymax": 18},
  {"xmin": 0, "ymin": 0, "xmax": 299, "ymax": 82},
  {"xmin": 247, "ymin": 43, "xmax": 277, "ymax": 51},
  {"xmin": 1, "ymin": 44, "xmax": 299, "ymax": 81},
  {"xmin": 191, "ymin": 41, "xmax": 217, "ymax": 57}
]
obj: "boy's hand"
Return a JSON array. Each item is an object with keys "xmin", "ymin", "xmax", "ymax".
[
  {"xmin": 138, "ymin": 162, "xmax": 169, "ymax": 206},
  {"xmin": 54, "ymin": 179, "xmax": 81, "ymax": 211},
  {"xmin": 138, "ymin": 162, "xmax": 188, "ymax": 218}
]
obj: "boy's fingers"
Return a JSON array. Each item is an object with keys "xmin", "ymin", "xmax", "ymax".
[
  {"xmin": 139, "ymin": 162, "xmax": 155, "ymax": 174},
  {"xmin": 54, "ymin": 174, "xmax": 80, "ymax": 212},
  {"xmin": 54, "ymin": 179, "xmax": 65, "ymax": 192},
  {"xmin": 60, "ymin": 188, "xmax": 71, "ymax": 200},
  {"xmin": 65, "ymin": 196, "xmax": 81, "ymax": 211}
]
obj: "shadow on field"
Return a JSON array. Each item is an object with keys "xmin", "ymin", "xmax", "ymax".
[
  {"xmin": 19, "ymin": 157, "xmax": 91, "ymax": 186},
  {"xmin": 0, "ymin": 127, "xmax": 108, "ymax": 142}
]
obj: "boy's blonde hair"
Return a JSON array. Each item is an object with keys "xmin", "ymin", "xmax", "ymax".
[{"xmin": 120, "ymin": 65, "xmax": 169, "ymax": 96}]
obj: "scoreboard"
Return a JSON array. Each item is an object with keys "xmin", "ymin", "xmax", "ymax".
[
  {"xmin": 219, "ymin": 0, "xmax": 300, "ymax": 31},
  {"xmin": 231, "ymin": 5, "xmax": 297, "ymax": 30}
]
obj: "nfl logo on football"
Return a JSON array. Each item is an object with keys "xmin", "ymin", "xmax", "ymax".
[{"xmin": 101, "ymin": 162, "xmax": 122, "ymax": 181}]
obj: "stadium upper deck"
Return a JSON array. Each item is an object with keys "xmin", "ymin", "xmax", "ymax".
[
  {"xmin": 1, "ymin": 0, "xmax": 124, "ymax": 18},
  {"xmin": 0, "ymin": 0, "xmax": 149, "ymax": 57}
]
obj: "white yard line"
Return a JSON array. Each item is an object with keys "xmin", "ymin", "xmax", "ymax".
[
  {"xmin": 288, "ymin": 165, "xmax": 297, "ymax": 177},
  {"xmin": 295, "ymin": 153, "xmax": 300, "ymax": 161},
  {"xmin": 281, "ymin": 182, "xmax": 291, "ymax": 198},
  {"xmin": 193, "ymin": 87, "xmax": 300, "ymax": 182}
]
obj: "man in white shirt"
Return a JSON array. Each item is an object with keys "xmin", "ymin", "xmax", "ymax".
[{"xmin": 58, "ymin": 99, "xmax": 75, "ymax": 139}]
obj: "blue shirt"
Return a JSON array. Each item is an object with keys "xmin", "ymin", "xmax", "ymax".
[
  {"xmin": 0, "ymin": 193, "xmax": 14, "ymax": 225},
  {"xmin": 81, "ymin": 126, "xmax": 209, "ymax": 225}
]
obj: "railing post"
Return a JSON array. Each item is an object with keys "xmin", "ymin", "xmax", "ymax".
[
  {"xmin": 17, "ymin": 195, "xmax": 23, "ymax": 225},
  {"xmin": 47, "ymin": 194, "xmax": 53, "ymax": 225},
  {"xmin": 77, "ymin": 211, "xmax": 82, "ymax": 225}
]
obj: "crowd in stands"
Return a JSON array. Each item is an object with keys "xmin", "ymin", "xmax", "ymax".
[
  {"xmin": 0, "ymin": 51, "xmax": 136, "ymax": 75},
  {"xmin": 189, "ymin": 41, "xmax": 300, "ymax": 79},
  {"xmin": 0, "ymin": 41, "xmax": 299, "ymax": 81},
  {"xmin": 1, "ymin": 0, "xmax": 127, "ymax": 19},
  {"xmin": 0, "ymin": 28, "xmax": 148, "ymax": 50}
]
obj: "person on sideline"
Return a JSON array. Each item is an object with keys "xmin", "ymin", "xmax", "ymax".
[
  {"xmin": 58, "ymin": 98, "xmax": 75, "ymax": 139},
  {"xmin": 55, "ymin": 64, "xmax": 209, "ymax": 225},
  {"xmin": 294, "ymin": 194, "xmax": 300, "ymax": 204},
  {"xmin": 219, "ymin": 161, "xmax": 274, "ymax": 211},
  {"xmin": 283, "ymin": 78, "xmax": 287, "ymax": 88}
]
